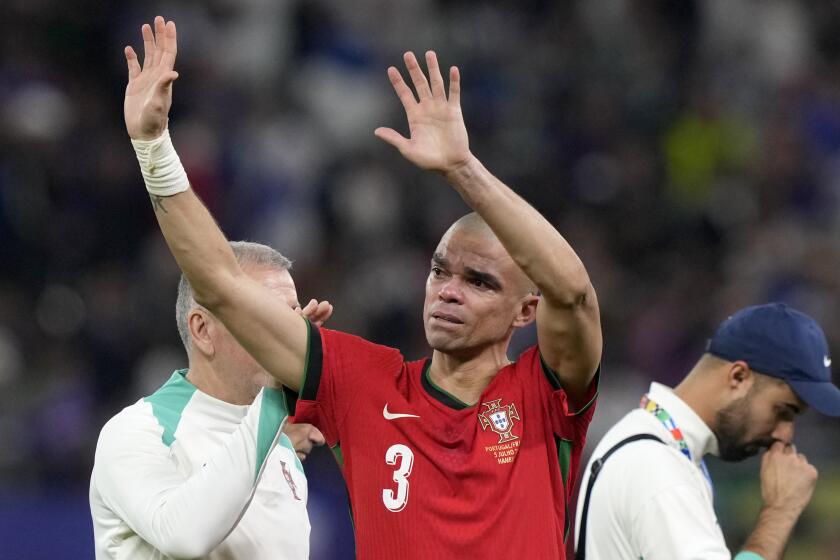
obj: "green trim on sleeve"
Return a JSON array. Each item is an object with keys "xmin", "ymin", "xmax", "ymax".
[
  {"xmin": 568, "ymin": 368, "xmax": 600, "ymax": 416},
  {"xmin": 539, "ymin": 356, "xmax": 601, "ymax": 416},
  {"xmin": 539, "ymin": 353, "xmax": 564, "ymax": 391},
  {"xmin": 278, "ymin": 382, "xmax": 304, "ymax": 473},
  {"xmin": 144, "ymin": 369, "xmax": 197, "ymax": 447},
  {"xmin": 331, "ymin": 444, "xmax": 344, "ymax": 468},
  {"xmin": 255, "ymin": 387, "xmax": 289, "ymax": 480},
  {"xmin": 299, "ymin": 320, "xmax": 324, "ymax": 401},
  {"xmin": 278, "ymin": 432, "xmax": 304, "ymax": 473},
  {"xmin": 734, "ymin": 553, "xmax": 766, "ymax": 560},
  {"xmin": 299, "ymin": 318, "xmax": 311, "ymax": 398},
  {"xmin": 554, "ymin": 436, "xmax": 574, "ymax": 541}
]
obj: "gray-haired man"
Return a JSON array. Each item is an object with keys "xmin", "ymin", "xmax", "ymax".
[{"xmin": 90, "ymin": 241, "xmax": 329, "ymax": 560}]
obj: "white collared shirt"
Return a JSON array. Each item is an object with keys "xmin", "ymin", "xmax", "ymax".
[{"xmin": 575, "ymin": 382, "xmax": 731, "ymax": 560}]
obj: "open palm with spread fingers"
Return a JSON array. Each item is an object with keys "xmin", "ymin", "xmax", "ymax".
[
  {"xmin": 375, "ymin": 51, "xmax": 472, "ymax": 176},
  {"xmin": 124, "ymin": 16, "xmax": 179, "ymax": 141}
]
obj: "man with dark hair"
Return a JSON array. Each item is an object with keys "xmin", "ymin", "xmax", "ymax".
[
  {"xmin": 575, "ymin": 303, "xmax": 840, "ymax": 560},
  {"xmin": 90, "ymin": 241, "xmax": 329, "ymax": 559},
  {"xmin": 122, "ymin": 16, "xmax": 601, "ymax": 558}
]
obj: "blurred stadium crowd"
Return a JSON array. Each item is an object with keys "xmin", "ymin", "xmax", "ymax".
[{"xmin": 2, "ymin": 0, "xmax": 840, "ymax": 558}]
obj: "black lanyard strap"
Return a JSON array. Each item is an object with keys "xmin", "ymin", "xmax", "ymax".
[{"xmin": 576, "ymin": 433, "xmax": 664, "ymax": 560}]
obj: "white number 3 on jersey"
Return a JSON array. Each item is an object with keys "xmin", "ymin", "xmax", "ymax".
[{"xmin": 382, "ymin": 444, "xmax": 414, "ymax": 512}]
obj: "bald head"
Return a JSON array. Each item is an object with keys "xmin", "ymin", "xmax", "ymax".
[
  {"xmin": 448, "ymin": 212, "xmax": 495, "ymax": 238},
  {"xmin": 441, "ymin": 213, "xmax": 537, "ymax": 297}
]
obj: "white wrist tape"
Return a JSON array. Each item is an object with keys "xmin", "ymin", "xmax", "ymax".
[{"xmin": 131, "ymin": 129, "xmax": 190, "ymax": 197}]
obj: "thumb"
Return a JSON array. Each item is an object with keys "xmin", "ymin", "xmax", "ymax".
[
  {"xmin": 374, "ymin": 127, "xmax": 409, "ymax": 152},
  {"xmin": 157, "ymin": 70, "xmax": 179, "ymax": 92}
]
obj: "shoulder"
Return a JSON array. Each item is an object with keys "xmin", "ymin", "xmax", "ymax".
[
  {"xmin": 591, "ymin": 411, "xmax": 690, "ymax": 488},
  {"xmin": 94, "ymin": 400, "xmax": 164, "ymax": 465},
  {"xmin": 317, "ymin": 327, "xmax": 405, "ymax": 367}
]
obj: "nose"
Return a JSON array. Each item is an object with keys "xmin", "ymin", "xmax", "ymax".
[
  {"xmin": 438, "ymin": 278, "xmax": 464, "ymax": 304},
  {"xmin": 771, "ymin": 420, "xmax": 794, "ymax": 445}
]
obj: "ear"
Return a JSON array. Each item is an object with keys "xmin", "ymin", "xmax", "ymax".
[
  {"xmin": 188, "ymin": 308, "xmax": 216, "ymax": 358},
  {"xmin": 726, "ymin": 360, "xmax": 754, "ymax": 398},
  {"xmin": 512, "ymin": 293, "xmax": 540, "ymax": 328}
]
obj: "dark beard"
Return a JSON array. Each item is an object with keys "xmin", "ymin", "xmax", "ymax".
[{"xmin": 714, "ymin": 395, "xmax": 775, "ymax": 462}]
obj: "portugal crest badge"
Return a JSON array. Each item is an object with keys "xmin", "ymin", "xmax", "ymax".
[{"xmin": 478, "ymin": 398, "xmax": 520, "ymax": 443}]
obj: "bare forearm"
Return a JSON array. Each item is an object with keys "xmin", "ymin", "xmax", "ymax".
[
  {"xmin": 741, "ymin": 505, "xmax": 801, "ymax": 560},
  {"xmin": 149, "ymin": 188, "xmax": 242, "ymax": 308},
  {"xmin": 444, "ymin": 155, "xmax": 592, "ymax": 305}
]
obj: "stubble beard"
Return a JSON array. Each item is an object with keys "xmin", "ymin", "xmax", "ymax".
[{"xmin": 714, "ymin": 394, "xmax": 775, "ymax": 462}]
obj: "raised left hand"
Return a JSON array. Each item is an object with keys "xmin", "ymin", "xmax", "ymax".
[
  {"xmin": 123, "ymin": 16, "xmax": 179, "ymax": 140},
  {"xmin": 375, "ymin": 51, "xmax": 472, "ymax": 176}
]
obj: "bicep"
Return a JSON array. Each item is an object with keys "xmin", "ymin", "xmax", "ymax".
[
  {"xmin": 536, "ymin": 286, "xmax": 602, "ymax": 402},
  {"xmin": 213, "ymin": 273, "xmax": 309, "ymax": 391}
]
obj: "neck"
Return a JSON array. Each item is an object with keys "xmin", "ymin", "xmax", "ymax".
[
  {"xmin": 673, "ymin": 367, "xmax": 717, "ymax": 429},
  {"xmin": 186, "ymin": 361, "xmax": 259, "ymax": 406},
  {"xmin": 429, "ymin": 344, "xmax": 511, "ymax": 406}
]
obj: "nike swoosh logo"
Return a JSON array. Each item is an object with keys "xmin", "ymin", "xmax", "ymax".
[
  {"xmin": 383, "ymin": 404, "xmax": 420, "ymax": 420},
  {"xmin": 825, "ymin": 356, "xmax": 832, "ymax": 367}
]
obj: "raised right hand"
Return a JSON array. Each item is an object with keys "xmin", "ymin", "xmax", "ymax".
[
  {"xmin": 123, "ymin": 16, "xmax": 179, "ymax": 140},
  {"xmin": 760, "ymin": 441, "xmax": 818, "ymax": 515}
]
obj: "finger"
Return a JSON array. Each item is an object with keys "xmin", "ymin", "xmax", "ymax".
[
  {"xmin": 152, "ymin": 16, "xmax": 166, "ymax": 67},
  {"xmin": 374, "ymin": 127, "xmax": 410, "ymax": 152},
  {"xmin": 160, "ymin": 20, "xmax": 178, "ymax": 70},
  {"xmin": 317, "ymin": 302, "xmax": 334, "ymax": 323},
  {"xmin": 403, "ymin": 51, "xmax": 431, "ymax": 100},
  {"xmin": 425, "ymin": 51, "xmax": 446, "ymax": 99},
  {"xmin": 300, "ymin": 299, "xmax": 318, "ymax": 318},
  {"xmin": 387, "ymin": 66, "xmax": 418, "ymax": 113},
  {"xmin": 448, "ymin": 66, "xmax": 461, "ymax": 106},
  {"xmin": 311, "ymin": 302, "xmax": 333, "ymax": 326},
  {"xmin": 141, "ymin": 23, "xmax": 154, "ymax": 69},
  {"xmin": 125, "ymin": 46, "xmax": 141, "ymax": 80}
]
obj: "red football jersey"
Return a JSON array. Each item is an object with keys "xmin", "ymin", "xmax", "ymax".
[{"xmin": 293, "ymin": 324, "xmax": 598, "ymax": 559}]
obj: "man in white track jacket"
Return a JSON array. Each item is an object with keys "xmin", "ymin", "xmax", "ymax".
[{"xmin": 90, "ymin": 240, "xmax": 330, "ymax": 559}]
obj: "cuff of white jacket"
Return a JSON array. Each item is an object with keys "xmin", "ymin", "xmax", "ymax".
[{"xmin": 734, "ymin": 552, "xmax": 766, "ymax": 560}]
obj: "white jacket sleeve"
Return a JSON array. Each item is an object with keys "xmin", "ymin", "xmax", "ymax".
[{"xmin": 92, "ymin": 387, "xmax": 287, "ymax": 559}]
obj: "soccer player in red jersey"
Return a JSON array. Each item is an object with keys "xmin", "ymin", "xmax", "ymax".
[{"xmin": 124, "ymin": 16, "xmax": 602, "ymax": 559}]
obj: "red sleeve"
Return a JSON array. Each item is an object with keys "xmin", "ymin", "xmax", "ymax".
[
  {"xmin": 531, "ymin": 347, "xmax": 599, "ymax": 442},
  {"xmin": 291, "ymin": 322, "xmax": 404, "ymax": 446}
]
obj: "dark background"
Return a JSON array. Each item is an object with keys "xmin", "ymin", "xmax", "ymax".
[{"xmin": 1, "ymin": 1, "xmax": 839, "ymax": 558}]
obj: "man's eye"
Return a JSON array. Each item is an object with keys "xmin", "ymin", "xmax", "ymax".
[
  {"xmin": 471, "ymin": 278, "xmax": 485, "ymax": 288},
  {"xmin": 431, "ymin": 267, "xmax": 443, "ymax": 277},
  {"xmin": 776, "ymin": 408, "xmax": 794, "ymax": 422}
]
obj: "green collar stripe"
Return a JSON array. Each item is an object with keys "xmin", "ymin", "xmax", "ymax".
[
  {"xmin": 421, "ymin": 360, "xmax": 471, "ymax": 410},
  {"xmin": 255, "ymin": 387, "xmax": 289, "ymax": 480},
  {"xmin": 144, "ymin": 369, "xmax": 197, "ymax": 447}
]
